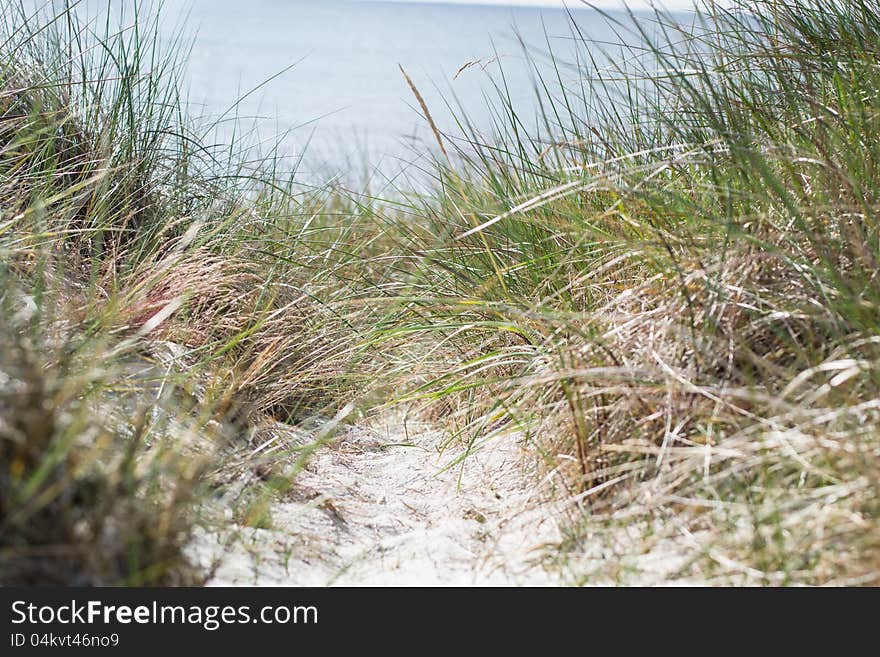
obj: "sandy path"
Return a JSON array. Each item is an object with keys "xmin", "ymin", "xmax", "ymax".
[{"xmin": 195, "ymin": 415, "xmax": 564, "ymax": 586}]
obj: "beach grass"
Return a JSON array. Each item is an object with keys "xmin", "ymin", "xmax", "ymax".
[
  {"xmin": 366, "ymin": 0, "xmax": 880, "ymax": 583},
  {"xmin": 0, "ymin": 0, "xmax": 379, "ymax": 583}
]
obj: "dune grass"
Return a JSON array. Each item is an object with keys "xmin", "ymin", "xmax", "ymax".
[
  {"xmin": 0, "ymin": 0, "xmax": 380, "ymax": 584},
  {"xmin": 1, "ymin": 0, "xmax": 878, "ymax": 585},
  {"xmin": 366, "ymin": 0, "xmax": 880, "ymax": 584}
]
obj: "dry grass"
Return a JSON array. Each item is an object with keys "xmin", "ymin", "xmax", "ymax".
[
  {"xmin": 364, "ymin": 0, "xmax": 880, "ymax": 584},
  {"xmin": 0, "ymin": 1, "xmax": 377, "ymax": 584},
  {"xmin": 0, "ymin": 289, "xmax": 208, "ymax": 585}
]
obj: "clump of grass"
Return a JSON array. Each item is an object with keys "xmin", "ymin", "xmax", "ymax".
[
  {"xmin": 373, "ymin": 0, "xmax": 880, "ymax": 584},
  {"xmin": 0, "ymin": 1, "xmax": 381, "ymax": 584},
  {"xmin": 0, "ymin": 1, "xmax": 213, "ymax": 584},
  {"xmin": 0, "ymin": 280, "xmax": 210, "ymax": 585}
]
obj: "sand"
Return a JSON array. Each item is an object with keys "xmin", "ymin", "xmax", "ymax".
[{"xmin": 193, "ymin": 415, "xmax": 565, "ymax": 586}]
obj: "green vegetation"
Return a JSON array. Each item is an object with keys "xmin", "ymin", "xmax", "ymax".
[
  {"xmin": 0, "ymin": 1, "xmax": 375, "ymax": 584},
  {"xmin": 1, "ymin": 0, "xmax": 878, "ymax": 585}
]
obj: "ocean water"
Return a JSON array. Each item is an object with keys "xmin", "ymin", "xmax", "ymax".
[{"xmin": 50, "ymin": 1, "xmax": 685, "ymax": 179}]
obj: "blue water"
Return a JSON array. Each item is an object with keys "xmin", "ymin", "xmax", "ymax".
[
  {"xmin": 51, "ymin": 1, "xmax": 683, "ymax": 179},
  {"xmin": 174, "ymin": 0, "xmax": 659, "ymax": 178}
]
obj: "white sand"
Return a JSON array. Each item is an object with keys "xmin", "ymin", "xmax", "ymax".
[{"xmin": 194, "ymin": 415, "xmax": 565, "ymax": 586}]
